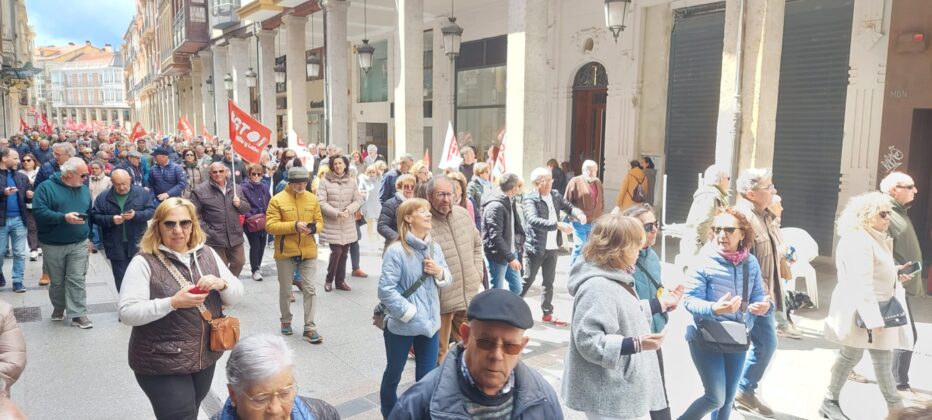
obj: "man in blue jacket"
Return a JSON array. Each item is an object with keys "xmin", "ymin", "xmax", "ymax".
[
  {"xmin": 148, "ymin": 146, "xmax": 187, "ymax": 203},
  {"xmin": 32, "ymin": 157, "xmax": 93, "ymax": 329},
  {"xmin": 90, "ymin": 169, "xmax": 155, "ymax": 291},
  {"xmin": 0, "ymin": 149, "xmax": 32, "ymax": 293}
]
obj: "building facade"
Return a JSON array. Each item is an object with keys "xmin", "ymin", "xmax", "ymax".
[
  {"xmin": 0, "ymin": 0, "xmax": 37, "ymax": 137},
  {"xmin": 34, "ymin": 42, "xmax": 129, "ymax": 130}
]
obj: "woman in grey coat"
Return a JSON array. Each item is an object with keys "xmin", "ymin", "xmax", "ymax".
[{"xmin": 563, "ymin": 213, "xmax": 679, "ymax": 420}]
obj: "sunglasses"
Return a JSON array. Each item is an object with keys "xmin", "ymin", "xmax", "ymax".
[
  {"xmin": 162, "ymin": 219, "xmax": 193, "ymax": 230},
  {"xmin": 22, "ymin": 159, "xmax": 32, "ymax": 162},
  {"xmin": 401, "ymin": 184, "xmax": 415, "ymax": 190},
  {"xmin": 710, "ymin": 226, "xmax": 738, "ymax": 235},
  {"xmin": 210, "ymin": 170, "xmax": 226, "ymax": 174},
  {"xmin": 474, "ymin": 338, "xmax": 523, "ymax": 355},
  {"xmin": 249, "ymin": 172, "xmax": 262, "ymax": 177},
  {"xmin": 879, "ymin": 210, "xmax": 891, "ymax": 219},
  {"xmin": 643, "ymin": 222, "xmax": 658, "ymax": 232}
]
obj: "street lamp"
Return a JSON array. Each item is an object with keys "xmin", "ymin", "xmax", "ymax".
[
  {"xmin": 274, "ymin": 62, "xmax": 286, "ymax": 84},
  {"xmin": 224, "ymin": 73, "xmax": 233, "ymax": 92},
  {"xmin": 245, "ymin": 67, "xmax": 257, "ymax": 88},
  {"xmin": 441, "ymin": 0, "xmax": 463, "ymax": 60},
  {"xmin": 206, "ymin": 75, "xmax": 214, "ymax": 95},
  {"xmin": 604, "ymin": 0, "xmax": 631, "ymax": 43},
  {"xmin": 306, "ymin": 53, "xmax": 321, "ymax": 79},
  {"xmin": 357, "ymin": 0, "xmax": 374, "ymax": 76}
]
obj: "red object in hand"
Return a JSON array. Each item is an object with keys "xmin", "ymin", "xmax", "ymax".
[{"xmin": 189, "ymin": 287, "xmax": 210, "ymax": 295}]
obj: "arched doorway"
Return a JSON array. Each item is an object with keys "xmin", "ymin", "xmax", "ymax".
[{"xmin": 570, "ymin": 62, "xmax": 608, "ymax": 178}]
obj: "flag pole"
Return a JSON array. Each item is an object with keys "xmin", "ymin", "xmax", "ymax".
[{"xmin": 231, "ymin": 149, "xmax": 239, "ymax": 199}]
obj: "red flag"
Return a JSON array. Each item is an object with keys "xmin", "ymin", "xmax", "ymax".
[
  {"xmin": 201, "ymin": 125, "xmax": 215, "ymax": 141},
  {"xmin": 228, "ymin": 99, "xmax": 271, "ymax": 164},
  {"xmin": 40, "ymin": 113, "xmax": 52, "ymax": 135},
  {"xmin": 157, "ymin": 127, "xmax": 164, "ymax": 139},
  {"xmin": 19, "ymin": 117, "xmax": 28, "ymax": 132},
  {"xmin": 129, "ymin": 122, "xmax": 147, "ymax": 142},
  {"xmin": 177, "ymin": 116, "xmax": 194, "ymax": 141},
  {"xmin": 423, "ymin": 149, "xmax": 430, "ymax": 168},
  {"xmin": 491, "ymin": 128, "xmax": 507, "ymax": 178}
]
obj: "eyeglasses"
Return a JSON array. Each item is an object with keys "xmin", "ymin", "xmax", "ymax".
[
  {"xmin": 895, "ymin": 184, "xmax": 916, "ymax": 190},
  {"xmin": 710, "ymin": 226, "xmax": 738, "ymax": 235},
  {"xmin": 244, "ymin": 384, "xmax": 298, "ymax": 408},
  {"xmin": 643, "ymin": 222, "xmax": 658, "ymax": 233},
  {"xmin": 474, "ymin": 338, "xmax": 523, "ymax": 355},
  {"xmin": 249, "ymin": 172, "xmax": 262, "ymax": 177},
  {"xmin": 79, "ymin": 173, "xmax": 88, "ymax": 179},
  {"xmin": 184, "ymin": 154, "xmax": 194, "ymax": 157},
  {"xmin": 434, "ymin": 192, "xmax": 454, "ymax": 200},
  {"xmin": 755, "ymin": 184, "xmax": 776, "ymax": 192},
  {"xmin": 22, "ymin": 159, "xmax": 32, "ymax": 162},
  {"xmin": 401, "ymin": 184, "xmax": 415, "ymax": 191},
  {"xmin": 210, "ymin": 170, "xmax": 226, "ymax": 174},
  {"xmin": 879, "ymin": 210, "xmax": 891, "ymax": 219},
  {"xmin": 162, "ymin": 219, "xmax": 193, "ymax": 230}
]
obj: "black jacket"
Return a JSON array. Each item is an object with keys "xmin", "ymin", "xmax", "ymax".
[
  {"xmin": 379, "ymin": 168, "xmax": 402, "ymax": 204},
  {"xmin": 378, "ymin": 193, "xmax": 404, "ymax": 247},
  {"xmin": 481, "ymin": 190, "xmax": 525, "ymax": 264},
  {"xmin": 90, "ymin": 185, "xmax": 156, "ymax": 259},
  {"xmin": 523, "ymin": 190, "xmax": 578, "ymax": 257},
  {"xmin": 0, "ymin": 170, "xmax": 31, "ymax": 227}
]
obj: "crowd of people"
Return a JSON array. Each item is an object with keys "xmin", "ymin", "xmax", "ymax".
[{"xmin": 0, "ymin": 127, "xmax": 928, "ymax": 420}]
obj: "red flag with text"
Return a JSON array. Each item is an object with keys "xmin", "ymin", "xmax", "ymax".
[
  {"xmin": 228, "ymin": 99, "xmax": 270, "ymax": 164},
  {"xmin": 177, "ymin": 116, "xmax": 194, "ymax": 141},
  {"xmin": 438, "ymin": 121, "xmax": 462, "ymax": 170},
  {"xmin": 130, "ymin": 122, "xmax": 147, "ymax": 142},
  {"xmin": 19, "ymin": 117, "xmax": 28, "ymax": 132}
]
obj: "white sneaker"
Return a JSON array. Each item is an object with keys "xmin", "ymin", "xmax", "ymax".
[
  {"xmin": 29, "ymin": 250, "xmax": 38, "ymax": 261},
  {"xmin": 252, "ymin": 271, "xmax": 263, "ymax": 281},
  {"xmin": 37, "ymin": 248, "xmax": 42, "ymax": 256}
]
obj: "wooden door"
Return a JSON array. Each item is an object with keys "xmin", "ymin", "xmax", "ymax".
[{"xmin": 570, "ymin": 63, "xmax": 608, "ymax": 178}]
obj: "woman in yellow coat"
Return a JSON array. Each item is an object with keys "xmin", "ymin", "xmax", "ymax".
[{"xmin": 615, "ymin": 160, "xmax": 650, "ymax": 210}]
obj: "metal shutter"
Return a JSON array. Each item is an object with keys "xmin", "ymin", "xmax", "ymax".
[
  {"xmin": 772, "ymin": 0, "xmax": 854, "ymax": 254},
  {"xmin": 664, "ymin": 4, "xmax": 726, "ymax": 223}
]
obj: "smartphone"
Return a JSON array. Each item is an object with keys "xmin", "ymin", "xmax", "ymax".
[
  {"xmin": 189, "ymin": 286, "xmax": 210, "ymax": 294},
  {"xmin": 76, "ymin": 213, "xmax": 88, "ymax": 220},
  {"xmin": 898, "ymin": 261, "xmax": 921, "ymax": 276}
]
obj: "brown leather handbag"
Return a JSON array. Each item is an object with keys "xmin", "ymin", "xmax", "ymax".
[{"xmin": 157, "ymin": 253, "xmax": 241, "ymax": 352}]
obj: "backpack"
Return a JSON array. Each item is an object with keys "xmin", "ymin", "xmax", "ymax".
[{"xmin": 630, "ymin": 175, "xmax": 647, "ymax": 203}]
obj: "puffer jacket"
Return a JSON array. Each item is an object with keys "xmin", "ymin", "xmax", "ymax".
[
  {"xmin": 317, "ymin": 171, "xmax": 363, "ymax": 245},
  {"xmin": 683, "ymin": 244, "xmax": 768, "ymax": 342},
  {"xmin": 191, "ymin": 179, "xmax": 251, "ymax": 248},
  {"xmin": 265, "ymin": 185, "xmax": 323, "ymax": 260},
  {"xmin": 431, "ymin": 206, "xmax": 484, "ymax": 314},
  {"xmin": 523, "ymin": 189, "xmax": 581, "ymax": 257},
  {"xmin": 182, "ymin": 163, "xmax": 205, "ymax": 199},
  {"xmin": 735, "ymin": 198, "xmax": 784, "ymax": 312},
  {"xmin": 378, "ymin": 192, "xmax": 404, "ymax": 248},
  {"xmin": 0, "ymin": 300, "xmax": 26, "ymax": 397},
  {"xmin": 685, "ymin": 185, "xmax": 728, "ymax": 247},
  {"xmin": 378, "ymin": 233, "xmax": 452, "ymax": 337},
  {"xmin": 149, "ymin": 161, "xmax": 188, "ymax": 198},
  {"xmin": 481, "ymin": 190, "xmax": 525, "ymax": 264}
]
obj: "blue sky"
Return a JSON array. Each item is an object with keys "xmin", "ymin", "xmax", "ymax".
[{"xmin": 27, "ymin": 0, "xmax": 136, "ymax": 50}]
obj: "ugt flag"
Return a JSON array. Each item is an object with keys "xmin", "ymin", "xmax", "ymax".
[
  {"xmin": 228, "ymin": 99, "xmax": 271, "ymax": 164},
  {"xmin": 177, "ymin": 116, "xmax": 194, "ymax": 141}
]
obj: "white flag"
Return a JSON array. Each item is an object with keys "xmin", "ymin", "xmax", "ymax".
[
  {"xmin": 438, "ymin": 121, "xmax": 462, "ymax": 170},
  {"xmin": 491, "ymin": 128, "xmax": 507, "ymax": 178}
]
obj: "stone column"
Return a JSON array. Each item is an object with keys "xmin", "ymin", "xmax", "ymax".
[
  {"xmin": 257, "ymin": 30, "xmax": 278, "ymax": 134},
  {"xmin": 212, "ymin": 44, "xmax": 231, "ymax": 141},
  {"xmin": 283, "ymin": 14, "xmax": 309, "ymax": 149},
  {"xmin": 190, "ymin": 58, "xmax": 204, "ymax": 130},
  {"xmin": 393, "ymin": 0, "xmax": 424, "ymax": 158},
  {"xmin": 118, "ymin": 106, "xmax": 125, "ymax": 130},
  {"xmin": 95, "ymin": 108, "xmax": 102, "ymax": 124},
  {"xmin": 197, "ymin": 52, "xmax": 216, "ymax": 135},
  {"xmin": 505, "ymin": 0, "xmax": 549, "ymax": 183},
  {"xmin": 229, "ymin": 37, "xmax": 252, "ymax": 111},
  {"xmin": 321, "ymin": 0, "xmax": 349, "ymax": 149}
]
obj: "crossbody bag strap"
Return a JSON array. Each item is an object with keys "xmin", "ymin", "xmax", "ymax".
[
  {"xmin": 635, "ymin": 260, "xmax": 663, "ymax": 291},
  {"xmin": 740, "ymin": 261, "xmax": 750, "ymax": 323},
  {"xmin": 618, "ymin": 281, "xmax": 637, "ymax": 298},
  {"xmin": 156, "ymin": 253, "xmax": 212, "ymax": 321},
  {"xmin": 400, "ymin": 242, "xmax": 435, "ymax": 298}
]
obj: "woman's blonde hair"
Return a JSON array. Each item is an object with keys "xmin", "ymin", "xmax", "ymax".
[
  {"xmin": 139, "ymin": 198, "xmax": 207, "ymax": 255},
  {"xmin": 837, "ymin": 191, "xmax": 891, "ymax": 234},
  {"xmin": 396, "ymin": 198, "xmax": 431, "ymax": 255},
  {"xmin": 581, "ymin": 213, "xmax": 645, "ymax": 269},
  {"xmin": 395, "ymin": 173, "xmax": 416, "ymax": 189}
]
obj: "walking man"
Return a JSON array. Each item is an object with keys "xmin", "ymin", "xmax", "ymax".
[
  {"xmin": 149, "ymin": 146, "xmax": 188, "ymax": 203},
  {"xmin": 564, "ymin": 160, "xmax": 604, "ymax": 266},
  {"xmin": 90, "ymin": 169, "xmax": 155, "ymax": 291},
  {"xmin": 191, "ymin": 162, "xmax": 251, "ymax": 278},
  {"xmin": 266, "ymin": 166, "xmax": 325, "ymax": 344},
  {"xmin": 425, "ymin": 176, "xmax": 484, "ymax": 363},
  {"xmin": 481, "ymin": 173, "xmax": 525, "ymax": 294},
  {"xmin": 32, "ymin": 157, "xmax": 93, "ymax": 329},
  {"xmin": 0, "ymin": 149, "xmax": 31, "ymax": 293}
]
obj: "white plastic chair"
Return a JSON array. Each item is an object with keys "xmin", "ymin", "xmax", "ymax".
[{"xmin": 780, "ymin": 227, "xmax": 819, "ymax": 308}]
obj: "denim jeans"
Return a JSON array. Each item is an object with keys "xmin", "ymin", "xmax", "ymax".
[
  {"xmin": 488, "ymin": 259, "xmax": 522, "ymax": 294},
  {"xmin": 0, "ymin": 216, "xmax": 27, "ymax": 286},
  {"xmin": 679, "ymin": 339, "xmax": 748, "ymax": 420},
  {"xmin": 380, "ymin": 329, "xmax": 439, "ymax": 418},
  {"xmin": 90, "ymin": 224, "xmax": 103, "ymax": 250},
  {"xmin": 739, "ymin": 309, "xmax": 777, "ymax": 395},
  {"xmin": 570, "ymin": 221, "xmax": 592, "ymax": 266}
]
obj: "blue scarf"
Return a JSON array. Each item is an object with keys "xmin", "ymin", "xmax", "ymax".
[{"xmin": 218, "ymin": 396, "xmax": 315, "ymax": 420}]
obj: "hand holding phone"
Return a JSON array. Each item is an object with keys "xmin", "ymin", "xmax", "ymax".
[
  {"xmin": 189, "ymin": 286, "xmax": 210, "ymax": 295},
  {"xmin": 898, "ymin": 261, "xmax": 921, "ymax": 276}
]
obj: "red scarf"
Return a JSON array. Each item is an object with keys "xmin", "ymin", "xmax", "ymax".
[{"xmin": 720, "ymin": 246, "xmax": 750, "ymax": 266}]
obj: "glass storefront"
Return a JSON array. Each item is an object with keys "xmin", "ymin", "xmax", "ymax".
[
  {"xmin": 358, "ymin": 40, "xmax": 389, "ymax": 103},
  {"xmin": 454, "ymin": 36, "xmax": 507, "ymax": 162}
]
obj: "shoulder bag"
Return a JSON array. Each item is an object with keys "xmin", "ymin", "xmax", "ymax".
[
  {"xmin": 694, "ymin": 261, "xmax": 750, "ymax": 353},
  {"xmin": 372, "ymin": 242, "xmax": 434, "ymax": 330},
  {"xmin": 855, "ymin": 284, "xmax": 907, "ymax": 343},
  {"xmin": 157, "ymin": 253, "xmax": 240, "ymax": 352},
  {"xmin": 245, "ymin": 213, "xmax": 266, "ymax": 233},
  {"xmin": 635, "ymin": 260, "xmax": 668, "ymax": 322}
]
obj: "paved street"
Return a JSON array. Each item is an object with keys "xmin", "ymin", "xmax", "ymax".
[{"xmin": 1, "ymin": 232, "xmax": 930, "ymax": 420}]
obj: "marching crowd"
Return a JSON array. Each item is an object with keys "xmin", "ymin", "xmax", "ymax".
[{"xmin": 0, "ymin": 128, "xmax": 928, "ymax": 420}]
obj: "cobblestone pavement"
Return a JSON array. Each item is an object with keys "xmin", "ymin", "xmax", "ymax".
[{"xmin": 1, "ymin": 233, "xmax": 929, "ymax": 419}]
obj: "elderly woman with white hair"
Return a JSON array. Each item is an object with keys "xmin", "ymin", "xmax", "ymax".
[
  {"xmin": 684, "ymin": 164, "xmax": 731, "ymax": 255},
  {"xmin": 564, "ymin": 159, "xmax": 604, "ymax": 266},
  {"xmin": 819, "ymin": 192, "xmax": 912, "ymax": 419},
  {"xmin": 213, "ymin": 334, "xmax": 339, "ymax": 420}
]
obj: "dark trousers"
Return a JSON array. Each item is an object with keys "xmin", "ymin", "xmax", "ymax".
[
  {"xmin": 24, "ymin": 210, "xmax": 37, "ymax": 251},
  {"xmin": 135, "ymin": 364, "xmax": 216, "ymax": 420},
  {"xmin": 326, "ymin": 243, "xmax": 351, "ymax": 285},
  {"xmin": 893, "ymin": 295, "xmax": 918, "ymax": 389},
  {"xmin": 651, "ymin": 348, "xmax": 672, "ymax": 420},
  {"xmin": 380, "ymin": 329, "xmax": 439, "ymax": 418},
  {"xmin": 245, "ymin": 230, "xmax": 267, "ymax": 274},
  {"xmin": 110, "ymin": 258, "xmax": 130, "ymax": 292},
  {"xmin": 520, "ymin": 250, "xmax": 558, "ymax": 315},
  {"xmin": 349, "ymin": 224, "xmax": 362, "ymax": 270}
]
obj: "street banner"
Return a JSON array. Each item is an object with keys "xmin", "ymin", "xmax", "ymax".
[
  {"xmin": 491, "ymin": 128, "xmax": 507, "ymax": 179},
  {"xmin": 129, "ymin": 122, "xmax": 147, "ymax": 142},
  {"xmin": 65, "ymin": 118, "xmax": 75, "ymax": 131},
  {"xmin": 19, "ymin": 116, "xmax": 28, "ymax": 132},
  {"xmin": 289, "ymin": 128, "xmax": 310, "ymax": 167},
  {"xmin": 40, "ymin": 113, "xmax": 52, "ymax": 135},
  {"xmin": 423, "ymin": 149, "xmax": 431, "ymax": 169},
  {"xmin": 177, "ymin": 116, "xmax": 194, "ymax": 141},
  {"xmin": 438, "ymin": 121, "xmax": 462, "ymax": 170},
  {"xmin": 228, "ymin": 99, "xmax": 271, "ymax": 164}
]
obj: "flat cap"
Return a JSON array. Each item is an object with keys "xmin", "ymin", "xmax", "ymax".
[
  {"xmin": 288, "ymin": 166, "xmax": 310, "ymax": 182},
  {"xmin": 152, "ymin": 147, "xmax": 171, "ymax": 157},
  {"xmin": 467, "ymin": 289, "xmax": 534, "ymax": 330},
  {"xmin": 127, "ymin": 151, "xmax": 142, "ymax": 159}
]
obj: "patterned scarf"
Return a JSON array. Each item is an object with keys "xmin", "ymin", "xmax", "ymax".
[{"xmin": 720, "ymin": 246, "xmax": 750, "ymax": 266}]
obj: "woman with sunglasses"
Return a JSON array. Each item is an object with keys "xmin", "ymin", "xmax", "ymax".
[
  {"xmin": 820, "ymin": 192, "xmax": 912, "ymax": 419},
  {"xmin": 18, "ymin": 153, "xmax": 40, "ymax": 261},
  {"xmin": 377, "ymin": 198, "xmax": 451, "ymax": 418},
  {"xmin": 273, "ymin": 149, "xmax": 298, "ymax": 187},
  {"xmin": 180, "ymin": 148, "xmax": 205, "ymax": 199},
  {"xmin": 200, "ymin": 147, "xmax": 217, "ymax": 170},
  {"xmin": 241, "ymin": 164, "xmax": 271, "ymax": 282},
  {"xmin": 377, "ymin": 174, "xmax": 417, "ymax": 252},
  {"xmin": 119, "ymin": 198, "xmax": 244, "ymax": 420},
  {"xmin": 680, "ymin": 207, "xmax": 770, "ymax": 420},
  {"xmin": 563, "ymin": 213, "xmax": 678, "ymax": 420}
]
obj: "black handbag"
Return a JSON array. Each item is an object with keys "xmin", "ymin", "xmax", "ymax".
[
  {"xmin": 694, "ymin": 261, "xmax": 751, "ymax": 353},
  {"xmin": 855, "ymin": 290, "xmax": 907, "ymax": 343}
]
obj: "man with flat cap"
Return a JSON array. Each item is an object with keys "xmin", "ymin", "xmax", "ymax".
[
  {"xmin": 148, "ymin": 146, "xmax": 187, "ymax": 203},
  {"xmin": 389, "ymin": 288, "xmax": 564, "ymax": 419}
]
